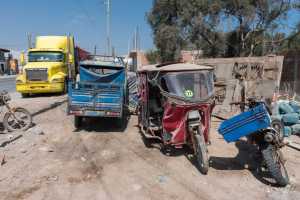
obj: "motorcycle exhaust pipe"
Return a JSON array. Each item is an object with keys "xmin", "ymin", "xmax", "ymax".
[{"xmin": 264, "ymin": 133, "xmax": 274, "ymax": 143}]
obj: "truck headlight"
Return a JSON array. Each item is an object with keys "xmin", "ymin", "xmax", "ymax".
[{"xmin": 52, "ymin": 78, "xmax": 64, "ymax": 83}]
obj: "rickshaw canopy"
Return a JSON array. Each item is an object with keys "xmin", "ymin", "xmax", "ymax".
[{"xmin": 138, "ymin": 63, "xmax": 214, "ymax": 72}]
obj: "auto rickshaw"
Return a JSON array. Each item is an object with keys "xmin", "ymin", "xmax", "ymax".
[{"xmin": 137, "ymin": 63, "xmax": 215, "ymax": 174}]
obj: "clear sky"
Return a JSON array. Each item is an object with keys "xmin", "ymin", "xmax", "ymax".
[
  {"xmin": 0, "ymin": 1, "xmax": 299, "ymax": 56},
  {"xmin": 0, "ymin": 0, "xmax": 154, "ymax": 55}
]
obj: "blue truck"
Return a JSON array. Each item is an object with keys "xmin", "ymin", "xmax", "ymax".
[{"xmin": 68, "ymin": 56, "xmax": 127, "ymax": 128}]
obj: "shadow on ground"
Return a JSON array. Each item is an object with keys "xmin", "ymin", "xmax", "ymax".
[
  {"xmin": 32, "ymin": 99, "xmax": 67, "ymax": 117},
  {"xmin": 209, "ymin": 140, "xmax": 280, "ymax": 186},
  {"xmin": 23, "ymin": 93, "xmax": 64, "ymax": 99},
  {"xmin": 0, "ymin": 122, "xmax": 4, "ymax": 133},
  {"xmin": 73, "ymin": 115, "xmax": 130, "ymax": 133}
]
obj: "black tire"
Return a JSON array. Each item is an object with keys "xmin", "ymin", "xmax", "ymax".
[
  {"xmin": 3, "ymin": 107, "xmax": 32, "ymax": 132},
  {"xmin": 271, "ymin": 119, "xmax": 284, "ymax": 141},
  {"xmin": 74, "ymin": 116, "xmax": 82, "ymax": 129},
  {"xmin": 262, "ymin": 144, "xmax": 289, "ymax": 187},
  {"xmin": 194, "ymin": 128, "xmax": 209, "ymax": 174},
  {"xmin": 63, "ymin": 79, "xmax": 68, "ymax": 94},
  {"xmin": 21, "ymin": 93, "xmax": 29, "ymax": 98}
]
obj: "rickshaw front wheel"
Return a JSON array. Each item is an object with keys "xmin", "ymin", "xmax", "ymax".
[{"xmin": 193, "ymin": 128, "xmax": 209, "ymax": 174}]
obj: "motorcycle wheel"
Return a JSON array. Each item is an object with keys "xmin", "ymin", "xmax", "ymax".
[
  {"xmin": 194, "ymin": 127, "xmax": 209, "ymax": 174},
  {"xmin": 3, "ymin": 107, "xmax": 32, "ymax": 132},
  {"xmin": 262, "ymin": 144, "xmax": 289, "ymax": 187},
  {"xmin": 271, "ymin": 119, "xmax": 284, "ymax": 141}
]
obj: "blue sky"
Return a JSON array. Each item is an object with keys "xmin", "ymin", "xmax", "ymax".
[
  {"xmin": 0, "ymin": 1, "xmax": 299, "ymax": 56},
  {"xmin": 0, "ymin": 0, "xmax": 154, "ymax": 55}
]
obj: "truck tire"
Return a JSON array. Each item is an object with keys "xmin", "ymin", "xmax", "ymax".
[
  {"xmin": 262, "ymin": 144, "xmax": 289, "ymax": 187},
  {"xmin": 21, "ymin": 93, "xmax": 29, "ymax": 98},
  {"xmin": 74, "ymin": 116, "xmax": 82, "ymax": 129},
  {"xmin": 194, "ymin": 127, "xmax": 209, "ymax": 174},
  {"xmin": 63, "ymin": 79, "xmax": 68, "ymax": 94}
]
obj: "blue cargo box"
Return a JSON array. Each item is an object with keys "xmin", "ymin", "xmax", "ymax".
[{"xmin": 218, "ymin": 104, "xmax": 271, "ymax": 143}]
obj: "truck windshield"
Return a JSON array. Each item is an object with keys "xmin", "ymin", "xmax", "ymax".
[
  {"xmin": 28, "ymin": 52, "xmax": 64, "ymax": 62},
  {"xmin": 159, "ymin": 70, "xmax": 214, "ymax": 101}
]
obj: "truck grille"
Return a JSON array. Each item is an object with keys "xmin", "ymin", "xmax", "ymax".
[{"xmin": 26, "ymin": 68, "xmax": 48, "ymax": 81}]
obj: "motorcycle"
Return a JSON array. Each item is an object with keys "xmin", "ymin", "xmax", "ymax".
[
  {"xmin": 0, "ymin": 91, "xmax": 32, "ymax": 132},
  {"xmin": 137, "ymin": 63, "xmax": 215, "ymax": 174},
  {"xmin": 218, "ymin": 97, "xmax": 289, "ymax": 186}
]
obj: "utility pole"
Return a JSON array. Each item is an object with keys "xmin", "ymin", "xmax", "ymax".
[
  {"xmin": 94, "ymin": 45, "xmax": 97, "ymax": 55},
  {"xmin": 27, "ymin": 33, "xmax": 32, "ymax": 49},
  {"xmin": 106, "ymin": 0, "xmax": 111, "ymax": 56}
]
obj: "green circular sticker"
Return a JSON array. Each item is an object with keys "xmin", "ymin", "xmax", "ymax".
[{"xmin": 184, "ymin": 90, "xmax": 194, "ymax": 98}]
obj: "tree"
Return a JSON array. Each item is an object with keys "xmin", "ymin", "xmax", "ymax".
[
  {"xmin": 147, "ymin": 0, "xmax": 186, "ymax": 62},
  {"xmin": 145, "ymin": 49, "xmax": 160, "ymax": 64},
  {"xmin": 148, "ymin": 0, "xmax": 296, "ymax": 58}
]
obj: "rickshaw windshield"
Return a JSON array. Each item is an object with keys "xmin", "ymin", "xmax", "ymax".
[{"xmin": 159, "ymin": 70, "xmax": 214, "ymax": 101}]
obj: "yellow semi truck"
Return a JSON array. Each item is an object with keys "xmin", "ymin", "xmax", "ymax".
[{"xmin": 16, "ymin": 36, "xmax": 76, "ymax": 97}]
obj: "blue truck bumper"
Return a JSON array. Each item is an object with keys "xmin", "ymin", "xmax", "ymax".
[{"xmin": 68, "ymin": 104, "xmax": 123, "ymax": 118}]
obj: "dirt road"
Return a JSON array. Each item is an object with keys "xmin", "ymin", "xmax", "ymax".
[{"xmin": 0, "ymin": 95, "xmax": 300, "ymax": 200}]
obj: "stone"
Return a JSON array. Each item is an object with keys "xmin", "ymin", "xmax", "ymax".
[
  {"xmin": 27, "ymin": 127, "xmax": 44, "ymax": 135},
  {"xmin": 1, "ymin": 154, "xmax": 6, "ymax": 166},
  {"xmin": 39, "ymin": 146, "xmax": 54, "ymax": 152}
]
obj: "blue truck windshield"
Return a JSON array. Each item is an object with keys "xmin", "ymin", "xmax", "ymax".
[{"xmin": 82, "ymin": 66, "xmax": 123, "ymax": 75}]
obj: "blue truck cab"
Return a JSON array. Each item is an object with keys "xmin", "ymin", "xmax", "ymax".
[{"xmin": 68, "ymin": 56, "xmax": 127, "ymax": 128}]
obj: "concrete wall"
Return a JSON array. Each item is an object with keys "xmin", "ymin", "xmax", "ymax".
[{"xmin": 196, "ymin": 55, "xmax": 284, "ymax": 116}]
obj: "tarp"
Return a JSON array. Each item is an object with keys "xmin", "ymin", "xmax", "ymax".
[
  {"xmin": 79, "ymin": 67, "xmax": 125, "ymax": 84},
  {"xmin": 127, "ymin": 72, "xmax": 138, "ymax": 113}
]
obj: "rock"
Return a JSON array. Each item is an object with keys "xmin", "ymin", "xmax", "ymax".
[
  {"xmin": 158, "ymin": 175, "xmax": 167, "ymax": 184},
  {"xmin": 20, "ymin": 149, "xmax": 27, "ymax": 154},
  {"xmin": 81, "ymin": 156, "xmax": 87, "ymax": 162},
  {"xmin": 47, "ymin": 175, "xmax": 59, "ymax": 182},
  {"xmin": 39, "ymin": 146, "xmax": 54, "ymax": 152},
  {"xmin": 27, "ymin": 127, "xmax": 44, "ymax": 135},
  {"xmin": 7, "ymin": 134, "xmax": 13, "ymax": 140},
  {"xmin": 1, "ymin": 154, "xmax": 6, "ymax": 166}
]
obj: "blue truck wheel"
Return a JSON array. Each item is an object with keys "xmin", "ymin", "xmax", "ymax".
[{"xmin": 74, "ymin": 116, "xmax": 82, "ymax": 129}]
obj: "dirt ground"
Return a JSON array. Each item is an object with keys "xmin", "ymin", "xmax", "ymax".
[{"xmin": 1, "ymin": 94, "xmax": 300, "ymax": 200}]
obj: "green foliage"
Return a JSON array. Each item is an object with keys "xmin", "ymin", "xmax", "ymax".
[
  {"xmin": 148, "ymin": 0, "xmax": 298, "ymax": 58},
  {"xmin": 145, "ymin": 49, "xmax": 160, "ymax": 64}
]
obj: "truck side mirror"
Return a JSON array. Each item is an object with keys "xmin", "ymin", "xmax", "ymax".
[{"xmin": 20, "ymin": 52, "xmax": 26, "ymax": 66}]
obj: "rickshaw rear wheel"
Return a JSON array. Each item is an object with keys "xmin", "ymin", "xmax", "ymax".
[{"xmin": 194, "ymin": 128, "xmax": 209, "ymax": 174}]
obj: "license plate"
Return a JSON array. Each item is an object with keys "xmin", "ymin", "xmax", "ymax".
[{"xmin": 85, "ymin": 111, "xmax": 104, "ymax": 116}]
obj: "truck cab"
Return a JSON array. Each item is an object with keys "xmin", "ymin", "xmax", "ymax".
[
  {"xmin": 16, "ymin": 36, "xmax": 75, "ymax": 97},
  {"xmin": 68, "ymin": 55, "xmax": 127, "ymax": 128}
]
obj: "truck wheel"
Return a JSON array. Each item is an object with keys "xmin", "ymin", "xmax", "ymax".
[
  {"xmin": 193, "ymin": 127, "xmax": 209, "ymax": 174},
  {"xmin": 262, "ymin": 144, "xmax": 289, "ymax": 187},
  {"xmin": 74, "ymin": 116, "xmax": 82, "ymax": 129},
  {"xmin": 63, "ymin": 79, "xmax": 68, "ymax": 94},
  {"xmin": 21, "ymin": 93, "xmax": 29, "ymax": 98}
]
